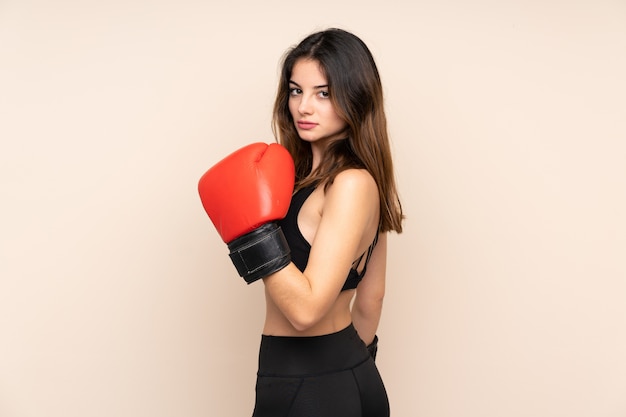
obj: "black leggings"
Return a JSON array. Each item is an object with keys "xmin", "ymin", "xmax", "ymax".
[{"xmin": 252, "ymin": 324, "xmax": 390, "ymax": 417}]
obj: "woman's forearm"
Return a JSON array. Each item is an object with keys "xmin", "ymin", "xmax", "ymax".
[
  {"xmin": 263, "ymin": 263, "xmax": 338, "ymax": 331},
  {"xmin": 351, "ymin": 298, "xmax": 383, "ymax": 345}
]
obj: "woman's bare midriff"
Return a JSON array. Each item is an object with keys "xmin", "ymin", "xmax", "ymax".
[{"xmin": 262, "ymin": 288, "xmax": 356, "ymax": 336}]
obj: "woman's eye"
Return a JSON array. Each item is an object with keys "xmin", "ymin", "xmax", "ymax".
[
  {"xmin": 289, "ymin": 88, "xmax": 302, "ymax": 96},
  {"xmin": 318, "ymin": 91, "xmax": 330, "ymax": 98}
]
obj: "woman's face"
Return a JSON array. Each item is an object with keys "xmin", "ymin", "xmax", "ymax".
[{"xmin": 288, "ymin": 59, "xmax": 347, "ymax": 148}]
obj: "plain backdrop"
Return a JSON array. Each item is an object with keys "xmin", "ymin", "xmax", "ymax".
[{"xmin": 1, "ymin": 1, "xmax": 625, "ymax": 416}]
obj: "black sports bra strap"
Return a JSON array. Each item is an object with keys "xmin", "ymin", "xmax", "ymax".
[
  {"xmin": 351, "ymin": 252, "xmax": 366, "ymax": 270},
  {"xmin": 365, "ymin": 232, "xmax": 379, "ymax": 262},
  {"xmin": 351, "ymin": 232, "xmax": 379, "ymax": 275}
]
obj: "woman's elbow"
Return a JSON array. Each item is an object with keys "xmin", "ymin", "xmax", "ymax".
[{"xmin": 286, "ymin": 305, "xmax": 327, "ymax": 332}]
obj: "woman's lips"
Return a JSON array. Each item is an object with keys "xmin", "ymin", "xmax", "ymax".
[{"xmin": 297, "ymin": 121, "xmax": 317, "ymax": 130}]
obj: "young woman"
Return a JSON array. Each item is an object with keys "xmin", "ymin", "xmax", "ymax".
[
  {"xmin": 254, "ymin": 28, "xmax": 404, "ymax": 417},
  {"xmin": 198, "ymin": 27, "xmax": 402, "ymax": 417}
]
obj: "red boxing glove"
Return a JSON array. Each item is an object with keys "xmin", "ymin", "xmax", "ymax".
[{"xmin": 198, "ymin": 142, "xmax": 295, "ymax": 283}]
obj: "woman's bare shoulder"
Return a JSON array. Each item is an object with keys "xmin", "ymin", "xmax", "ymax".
[
  {"xmin": 322, "ymin": 169, "xmax": 379, "ymax": 225},
  {"xmin": 328, "ymin": 169, "xmax": 378, "ymax": 197}
]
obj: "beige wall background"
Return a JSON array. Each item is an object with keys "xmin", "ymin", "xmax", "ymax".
[{"xmin": 1, "ymin": 0, "xmax": 625, "ymax": 416}]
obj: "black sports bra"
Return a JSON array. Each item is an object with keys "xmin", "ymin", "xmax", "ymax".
[{"xmin": 278, "ymin": 186, "xmax": 378, "ymax": 291}]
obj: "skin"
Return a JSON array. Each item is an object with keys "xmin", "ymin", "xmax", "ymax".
[{"xmin": 262, "ymin": 59, "xmax": 387, "ymax": 345}]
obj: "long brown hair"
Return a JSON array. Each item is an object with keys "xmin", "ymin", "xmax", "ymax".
[{"xmin": 272, "ymin": 28, "xmax": 404, "ymax": 233}]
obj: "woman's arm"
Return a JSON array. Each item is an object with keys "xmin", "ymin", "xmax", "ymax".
[
  {"xmin": 262, "ymin": 169, "xmax": 380, "ymax": 331},
  {"xmin": 351, "ymin": 232, "xmax": 387, "ymax": 345}
]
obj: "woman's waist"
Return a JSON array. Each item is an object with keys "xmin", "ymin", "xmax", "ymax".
[
  {"xmin": 262, "ymin": 311, "xmax": 353, "ymax": 337},
  {"xmin": 262, "ymin": 290, "xmax": 354, "ymax": 337},
  {"xmin": 257, "ymin": 323, "xmax": 370, "ymax": 377}
]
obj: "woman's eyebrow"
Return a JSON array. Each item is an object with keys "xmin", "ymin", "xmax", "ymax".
[{"xmin": 288, "ymin": 80, "xmax": 329, "ymax": 89}]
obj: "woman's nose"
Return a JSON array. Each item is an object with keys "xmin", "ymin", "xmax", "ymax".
[{"xmin": 298, "ymin": 95, "xmax": 313, "ymax": 115}]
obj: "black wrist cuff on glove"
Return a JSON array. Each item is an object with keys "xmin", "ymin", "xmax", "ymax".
[
  {"xmin": 367, "ymin": 335, "xmax": 379, "ymax": 361},
  {"xmin": 227, "ymin": 222, "xmax": 291, "ymax": 284}
]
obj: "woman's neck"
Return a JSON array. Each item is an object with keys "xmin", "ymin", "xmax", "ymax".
[{"xmin": 310, "ymin": 143, "xmax": 325, "ymax": 173}]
